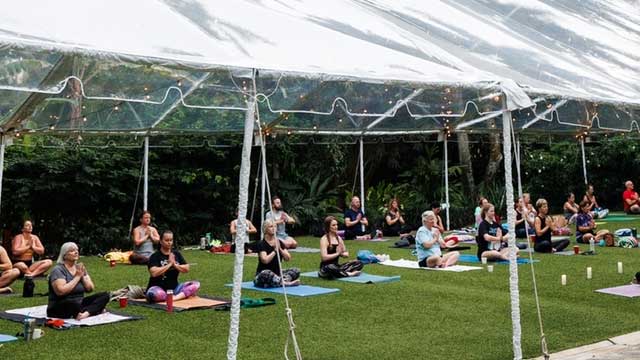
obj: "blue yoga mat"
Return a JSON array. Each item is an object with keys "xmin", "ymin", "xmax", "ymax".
[
  {"xmin": 457, "ymin": 254, "xmax": 538, "ymax": 264},
  {"xmin": 227, "ymin": 282, "xmax": 340, "ymax": 297},
  {"xmin": 0, "ymin": 334, "xmax": 19, "ymax": 343},
  {"xmin": 300, "ymin": 272, "xmax": 401, "ymax": 284}
]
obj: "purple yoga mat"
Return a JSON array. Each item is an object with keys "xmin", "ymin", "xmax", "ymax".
[{"xmin": 595, "ymin": 284, "xmax": 640, "ymax": 298}]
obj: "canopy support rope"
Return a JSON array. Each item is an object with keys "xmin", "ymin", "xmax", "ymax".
[
  {"xmin": 249, "ymin": 153, "xmax": 262, "ymax": 223},
  {"xmin": 580, "ymin": 137, "xmax": 588, "ymax": 185},
  {"xmin": 443, "ymin": 133, "xmax": 450, "ymax": 230},
  {"xmin": 143, "ymin": 136, "xmax": 149, "ymax": 211},
  {"xmin": 257, "ymin": 127, "xmax": 303, "ymax": 360},
  {"xmin": 511, "ymin": 129, "xmax": 550, "ymax": 360}
]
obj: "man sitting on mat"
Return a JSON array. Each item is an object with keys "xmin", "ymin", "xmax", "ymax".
[
  {"xmin": 130, "ymin": 211, "xmax": 160, "ymax": 265},
  {"xmin": 318, "ymin": 216, "xmax": 363, "ymax": 278},
  {"xmin": 0, "ymin": 245, "xmax": 20, "ymax": 294},
  {"xmin": 416, "ymin": 211, "xmax": 459, "ymax": 268},
  {"xmin": 145, "ymin": 230, "xmax": 200, "ymax": 303},
  {"xmin": 12, "ymin": 220, "xmax": 53, "ymax": 277},
  {"xmin": 344, "ymin": 196, "xmax": 371, "ymax": 240},
  {"xmin": 265, "ymin": 196, "xmax": 297, "ymax": 249},
  {"xmin": 254, "ymin": 219, "xmax": 300, "ymax": 288},
  {"xmin": 623, "ymin": 181, "xmax": 640, "ymax": 214}
]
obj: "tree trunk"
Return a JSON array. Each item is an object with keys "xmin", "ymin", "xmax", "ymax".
[
  {"xmin": 484, "ymin": 132, "xmax": 503, "ymax": 184},
  {"xmin": 457, "ymin": 132, "xmax": 476, "ymax": 198}
]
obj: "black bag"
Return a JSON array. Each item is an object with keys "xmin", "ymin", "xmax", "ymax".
[
  {"xmin": 401, "ymin": 234, "xmax": 416, "ymax": 245},
  {"xmin": 23, "ymin": 276, "xmax": 35, "ymax": 298}
]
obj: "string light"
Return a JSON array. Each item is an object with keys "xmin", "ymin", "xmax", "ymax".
[
  {"xmin": 49, "ymin": 125, "xmax": 55, "ymax": 130},
  {"xmin": 114, "ymin": 106, "xmax": 119, "ymax": 111},
  {"xmin": 177, "ymin": 80, "xmax": 183, "ymax": 87},
  {"xmin": 83, "ymin": 116, "xmax": 87, "ymax": 122}
]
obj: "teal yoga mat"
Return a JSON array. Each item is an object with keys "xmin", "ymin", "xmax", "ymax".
[
  {"xmin": 300, "ymin": 272, "xmax": 400, "ymax": 283},
  {"xmin": 457, "ymin": 254, "xmax": 538, "ymax": 264}
]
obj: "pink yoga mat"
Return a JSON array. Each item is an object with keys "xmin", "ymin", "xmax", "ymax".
[{"xmin": 595, "ymin": 284, "xmax": 640, "ymax": 298}]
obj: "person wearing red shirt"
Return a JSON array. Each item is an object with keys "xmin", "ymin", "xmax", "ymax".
[{"xmin": 622, "ymin": 181, "xmax": 640, "ymax": 214}]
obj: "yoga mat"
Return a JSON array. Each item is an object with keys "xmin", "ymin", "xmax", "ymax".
[
  {"xmin": 1, "ymin": 305, "xmax": 142, "ymax": 327},
  {"xmin": 520, "ymin": 248, "xmax": 573, "ymax": 256},
  {"xmin": 300, "ymin": 272, "xmax": 401, "ymax": 283},
  {"xmin": 0, "ymin": 334, "xmax": 18, "ymax": 343},
  {"xmin": 227, "ymin": 282, "xmax": 339, "ymax": 297},
  {"xmin": 129, "ymin": 295, "xmax": 230, "ymax": 311},
  {"xmin": 378, "ymin": 259, "xmax": 482, "ymax": 272},
  {"xmin": 289, "ymin": 247, "xmax": 321, "ymax": 253},
  {"xmin": 595, "ymin": 284, "xmax": 640, "ymax": 298},
  {"xmin": 355, "ymin": 237, "xmax": 391, "ymax": 242},
  {"xmin": 599, "ymin": 215, "xmax": 638, "ymax": 222},
  {"xmin": 457, "ymin": 254, "xmax": 538, "ymax": 264}
]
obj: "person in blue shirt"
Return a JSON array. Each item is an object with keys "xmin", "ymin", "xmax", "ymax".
[{"xmin": 416, "ymin": 211, "xmax": 459, "ymax": 268}]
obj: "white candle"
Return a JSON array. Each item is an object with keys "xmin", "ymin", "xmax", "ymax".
[
  {"xmin": 487, "ymin": 265, "xmax": 494, "ymax": 273},
  {"xmin": 561, "ymin": 274, "xmax": 567, "ymax": 285},
  {"xmin": 586, "ymin": 267, "xmax": 592, "ymax": 279},
  {"xmin": 481, "ymin": 257, "xmax": 488, "ymax": 265},
  {"xmin": 618, "ymin": 262, "xmax": 623, "ymax": 274}
]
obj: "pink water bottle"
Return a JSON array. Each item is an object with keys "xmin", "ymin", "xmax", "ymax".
[{"xmin": 166, "ymin": 290, "xmax": 174, "ymax": 313}]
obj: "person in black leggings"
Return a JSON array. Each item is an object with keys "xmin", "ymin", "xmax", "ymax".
[{"xmin": 533, "ymin": 199, "xmax": 570, "ymax": 253}]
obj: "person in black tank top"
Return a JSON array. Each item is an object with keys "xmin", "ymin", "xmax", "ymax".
[
  {"xmin": 533, "ymin": 199, "xmax": 569, "ymax": 253},
  {"xmin": 253, "ymin": 219, "xmax": 300, "ymax": 288},
  {"xmin": 318, "ymin": 216, "xmax": 363, "ymax": 279}
]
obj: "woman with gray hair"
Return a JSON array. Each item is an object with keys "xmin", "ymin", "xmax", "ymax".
[
  {"xmin": 47, "ymin": 242, "xmax": 109, "ymax": 320},
  {"xmin": 415, "ymin": 211, "xmax": 459, "ymax": 268}
]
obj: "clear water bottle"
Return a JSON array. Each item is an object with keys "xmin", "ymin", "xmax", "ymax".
[{"xmin": 589, "ymin": 238, "xmax": 595, "ymax": 253}]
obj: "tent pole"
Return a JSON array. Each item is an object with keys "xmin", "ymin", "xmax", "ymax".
[
  {"xmin": 260, "ymin": 138, "xmax": 267, "ymax": 240},
  {"xmin": 502, "ymin": 100, "xmax": 522, "ymax": 360},
  {"xmin": 227, "ymin": 71, "xmax": 256, "ymax": 360},
  {"xmin": 580, "ymin": 137, "xmax": 588, "ymax": 185},
  {"xmin": 515, "ymin": 136, "xmax": 523, "ymax": 197},
  {"xmin": 444, "ymin": 134, "xmax": 450, "ymax": 230},
  {"xmin": 143, "ymin": 136, "xmax": 149, "ymax": 211},
  {"xmin": 359, "ymin": 137, "xmax": 366, "ymax": 232},
  {"xmin": 0, "ymin": 135, "xmax": 5, "ymax": 216}
]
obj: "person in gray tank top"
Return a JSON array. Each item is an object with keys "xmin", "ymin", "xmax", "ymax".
[
  {"xmin": 265, "ymin": 196, "xmax": 297, "ymax": 249},
  {"xmin": 130, "ymin": 211, "xmax": 160, "ymax": 265}
]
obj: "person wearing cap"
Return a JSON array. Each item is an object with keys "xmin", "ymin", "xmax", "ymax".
[{"xmin": 145, "ymin": 230, "xmax": 200, "ymax": 303}]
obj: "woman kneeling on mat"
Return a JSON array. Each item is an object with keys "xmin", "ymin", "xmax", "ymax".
[
  {"xmin": 145, "ymin": 231, "xmax": 200, "ymax": 303},
  {"xmin": 417, "ymin": 211, "xmax": 459, "ymax": 268},
  {"xmin": 47, "ymin": 242, "xmax": 109, "ymax": 320},
  {"xmin": 318, "ymin": 216, "xmax": 363, "ymax": 278},
  {"xmin": 254, "ymin": 219, "xmax": 300, "ymax": 288},
  {"xmin": 534, "ymin": 199, "xmax": 569, "ymax": 253}
]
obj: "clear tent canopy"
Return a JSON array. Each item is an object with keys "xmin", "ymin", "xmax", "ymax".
[
  {"xmin": 2, "ymin": 1, "xmax": 640, "ymax": 359},
  {"xmin": 0, "ymin": 0, "xmax": 639, "ymax": 138}
]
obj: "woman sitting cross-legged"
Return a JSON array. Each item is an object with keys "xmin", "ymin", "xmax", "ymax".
[
  {"xmin": 318, "ymin": 216, "xmax": 363, "ymax": 279},
  {"xmin": 534, "ymin": 199, "xmax": 570, "ymax": 253},
  {"xmin": 254, "ymin": 219, "xmax": 300, "ymax": 288},
  {"xmin": 47, "ymin": 242, "xmax": 109, "ymax": 320},
  {"xmin": 416, "ymin": 211, "xmax": 459, "ymax": 268},
  {"xmin": 476, "ymin": 203, "xmax": 518, "ymax": 262},
  {"xmin": 145, "ymin": 230, "xmax": 200, "ymax": 303},
  {"xmin": 575, "ymin": 200, "xmax": 608, "ymax": 244}
]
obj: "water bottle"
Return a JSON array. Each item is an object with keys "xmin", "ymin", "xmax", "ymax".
[
  {"xmin": 200, "ymin": 237, "xmax": 207, "ymax": 250},
  {"xmin": 166, "ymin": 290, "xmax": 174, "ymax": 313},
  {"xmin": 23, "ymin": 318, "xmax": 35, "ymax": 341},
  {"xmin": 589, "ymin": 238, "xmax": 595, "ymax": 253},
  {"xmin": 23, "ymin": 275, "xmax": 35, "ymax": 298}
]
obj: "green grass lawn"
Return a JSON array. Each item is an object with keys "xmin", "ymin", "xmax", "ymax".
[{"xmin": 2, "ymin": 216, "xmax": 640, "ymax": 359}]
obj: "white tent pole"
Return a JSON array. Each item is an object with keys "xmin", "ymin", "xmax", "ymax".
[
  {"xmin": 260, "ymin": 138, "xmax": 267, "ymax": 240},
  {"xmin": 359, "ymin": 137, "xmax": 365, "ymax": 232},
  {"xmin": 502, "ymin": 100, "xmax": 523, "ymax": 360},
  {"xmin": 227, "ymin": 71, "xmax": 256, "ymax": 360},
  {"xmin": 444, "ymin": 133, "xmax": 450, "ymax": 230},
  {"xmin": 143, "ymin": 136, "xmax": 149, "ymax": 211},
  {"xmin": 580, "ymin": 137, "xmax": 588, "ymax": 185},
  {"xmin": 0, "ymin": 135, "xmax": 5, "ymax": 215}
]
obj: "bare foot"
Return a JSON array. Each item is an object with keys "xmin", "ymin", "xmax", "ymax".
[
  {"xmin": 0, "ymin": 287, "xmax": 13, "ymax": 294},
  {"xmin": 76, "ymin": 311, "xmax": 90, "ymax": 320},
  {"xmin": 284, "ymin": 279, "xmax": 301, "ymax": 287},
  {"xmin": 347, "ymin": 270, "xmax": 362, "ymax": 277}
]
